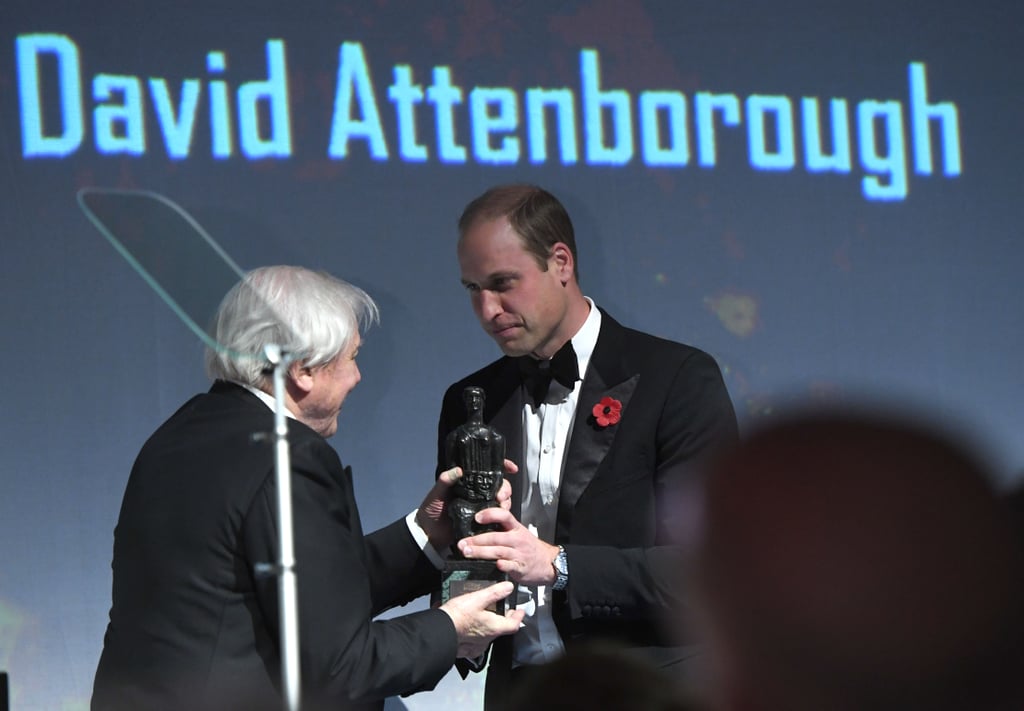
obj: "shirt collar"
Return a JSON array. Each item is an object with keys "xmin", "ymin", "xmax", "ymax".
[
  {"xmin": 233, "ymin": 380, "xmax": 299, "ymax": 420},
  {"xmin": 570, "ymin": 296, "xmax": 601, "ymax": 379}
]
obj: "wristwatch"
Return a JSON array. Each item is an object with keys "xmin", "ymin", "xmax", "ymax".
[{"xmin": 552, "ymin": 545, "xmax": 569, "ymax": 590}]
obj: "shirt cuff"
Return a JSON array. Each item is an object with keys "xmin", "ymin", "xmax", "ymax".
[{"xmin": 406, "ymin": 509, "xmax": 447, "ymax": 570}]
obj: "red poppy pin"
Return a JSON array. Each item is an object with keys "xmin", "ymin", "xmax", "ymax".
[{"xmin": 592, "ymin": 396, "xmax": 623, "ymax": 428}]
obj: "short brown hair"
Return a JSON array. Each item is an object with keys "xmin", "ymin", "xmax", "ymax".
[{"xmin": 458, "ymin": 184, "xmax": 579, "ymax": 280}]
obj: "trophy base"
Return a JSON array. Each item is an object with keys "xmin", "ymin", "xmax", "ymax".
[{"xmin": 441, "ymin": 560, "xmax": 509, "ymax": 615}]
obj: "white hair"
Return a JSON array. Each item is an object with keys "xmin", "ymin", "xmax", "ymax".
[{"xmin": 204, "ymin": 265, "xmax": 379, "ymax": 387}]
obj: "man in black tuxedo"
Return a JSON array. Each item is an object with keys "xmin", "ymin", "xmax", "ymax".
[
  {"xmin": 92, "ymin": 266, "xmax": 523, "ymax": 711},
  {"xmin": 436, "ymin": 185, "xmax": 739, "ymax": 706}
]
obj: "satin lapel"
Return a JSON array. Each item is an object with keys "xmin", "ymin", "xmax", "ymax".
[{"xmin": 557, "ymin": 314, "xmax": 638, "ymax": 539}]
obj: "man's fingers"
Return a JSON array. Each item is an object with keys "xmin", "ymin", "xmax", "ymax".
[
  {"xmin": 437, "ymin": 466, "xmax": 463, "ymax": 486},
  {"xmin": 457, "ymin": 536, "xmax": 512, "ymax": 557},
  {"xmin": 496, "ymin": 487, "xmax": 513, "ymax": 511},
  {"xmin": 493, "ymin": 607, "xmax": 525, "ymax": 633},
  {"xmin": 502, "ymin": 458, "xmax": 519, "ymax": 475},
  {"xmin": 474, "ymin": 507, "xmax": 514, "ymax": 527},
  {"xmin": 474, "ymin": 580, "xmax": 514, "ymax": 605}
]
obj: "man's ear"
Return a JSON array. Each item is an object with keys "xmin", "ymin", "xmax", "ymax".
[
  {"xmin": 549, "ymin": 242, "xmax": 575, "ymax": 281},
  {"xmin": 288, "ymin": 361, "xmax": 315, "ymax": 394}
]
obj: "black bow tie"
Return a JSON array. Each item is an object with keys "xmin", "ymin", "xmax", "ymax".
[{"xmin": 518, "ymin": 340, "xmax": 580, "ymax": 406}]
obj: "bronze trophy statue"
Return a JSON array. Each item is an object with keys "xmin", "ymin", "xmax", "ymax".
[{"xmin": 441, "ymin": 386, "xmax": 509, "ymax": 613}]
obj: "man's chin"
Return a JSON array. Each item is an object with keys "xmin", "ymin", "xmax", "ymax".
[
  {"xmin": 320, "ymin": 416, "xmax": 340, "ymax": 438},
  {"xmin": 495, "ymin": 340, "xmax": 531, "ymax": 358}
]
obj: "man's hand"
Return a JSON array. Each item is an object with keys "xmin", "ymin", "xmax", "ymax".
[
  {"xmin": 416, "ymin": 460, "xmax": 518, "ymax": 550},
  {"xmin": 439, "ymin": 581, "xmax": 525, "ymax": 659},
  {"xmin": 457, "ymin": 508, "xmax": 561, "ymax": 587},
  {"xmin": 495, "ymin": 459, "xmax": 517, "ymax": 510},
  {"xmin": 416, "ymin": 465, "xmax": 463, "ymax": 548}
]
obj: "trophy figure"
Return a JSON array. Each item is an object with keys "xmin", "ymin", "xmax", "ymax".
[{"xmin": 441, "ymin": 386, "xmax": 509, "ymax": 613}]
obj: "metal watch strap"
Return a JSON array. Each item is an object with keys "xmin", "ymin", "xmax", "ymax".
[{"xmin": 552, "ymin": 545, "xmax": 568, "ymax": 590}]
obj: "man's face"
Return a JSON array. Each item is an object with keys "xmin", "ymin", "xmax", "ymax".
[
  {"xmin": 457, "ymin": 216, "xmax": 570, "ymax": 359},
  {"xmin": 301, "ymin": 336, "xmax": 362, "ymax": 438}
]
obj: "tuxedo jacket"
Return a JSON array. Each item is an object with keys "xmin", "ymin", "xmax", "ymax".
[
  {"xmin": 93, "ymin": 381, "xmax": 455, "ymax": 711},
  {"xmin": 437, "ymin": 310, "xmax": 739, "ymax": 698}
]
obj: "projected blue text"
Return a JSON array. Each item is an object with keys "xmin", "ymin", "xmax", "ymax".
[{"xmin": 15, "ymin": 34, "xmax": 962, "ymax": 201}]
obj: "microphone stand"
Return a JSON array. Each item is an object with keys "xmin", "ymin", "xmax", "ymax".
[{"xmin": 265, "ymin": 343, "xmax": 301, "ymax": 711}]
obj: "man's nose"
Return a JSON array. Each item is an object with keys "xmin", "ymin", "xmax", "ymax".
[{"xmin": 477, "ymin": 290, "xmax": 503, "ymax": 320}]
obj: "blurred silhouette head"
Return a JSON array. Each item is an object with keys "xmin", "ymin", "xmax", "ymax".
[
  {"xmin": 692, "ymin": 411, "xmax": 1024, "ymax": 711},
  {"xmin": 500, "ymin": 641, "xmax": 699, "ymax": 711}
]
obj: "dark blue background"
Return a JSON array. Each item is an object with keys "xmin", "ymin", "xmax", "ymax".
[{"xmin": 1, "ymin": 2, "xmax": 1021, "ymax": 708}]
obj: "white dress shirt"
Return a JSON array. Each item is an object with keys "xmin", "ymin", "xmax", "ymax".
[{"xmin": 513, "ymin": 298, "xmax": 602, "ymax": 667}]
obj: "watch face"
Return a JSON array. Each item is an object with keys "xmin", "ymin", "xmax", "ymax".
[{"xmin": 553, "ymin": 547, "xmax": 568, "ymax": 588}]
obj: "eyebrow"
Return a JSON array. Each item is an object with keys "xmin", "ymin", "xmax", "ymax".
[{"xmin": 462, "ymin": 270, "xmax": 519, "ymax": 288}]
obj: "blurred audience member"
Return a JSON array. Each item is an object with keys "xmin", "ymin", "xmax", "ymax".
[
  {"xmin": 499, "ymin": 641, "xmax": 702, "ymax": 711},
  {"xmin": 1002, "ymin": 476, "xmax": 1024, "ymax": 552},
  {"xmin": 690, "ymin": 411, "xmax": 1024, "ymax": 711}
]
